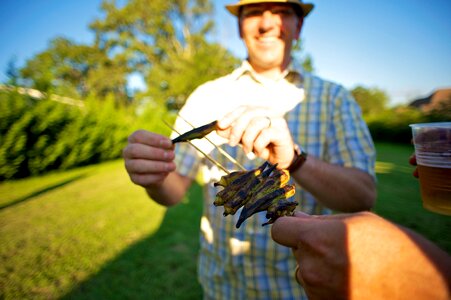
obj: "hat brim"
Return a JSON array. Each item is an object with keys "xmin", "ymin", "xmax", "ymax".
[{"xmin": 226, "ymin": 0, "xmax": 314, "ymax": 17}]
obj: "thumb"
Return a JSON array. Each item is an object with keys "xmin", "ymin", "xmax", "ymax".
[
  {"xmin": 271, "ymin": 213, "xmax": 314, "ymax": 248},
  {"xmin": 293, "ymin": 211, "xmax": 311, "ymax": 218}
]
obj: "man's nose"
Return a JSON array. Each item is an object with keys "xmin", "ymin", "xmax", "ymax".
[{"xmin": 259, "ymin": 10, "xmax": 276, "ymax": 30}]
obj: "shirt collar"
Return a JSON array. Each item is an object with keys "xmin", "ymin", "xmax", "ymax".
[{"xmin": 231, "ymin": 60, "xmax": 304, "ymax": 85}]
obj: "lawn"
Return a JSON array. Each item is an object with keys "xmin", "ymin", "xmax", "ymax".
[
  {"xmin": 373, "ymin": 143, "xmax": 451, "ymax": 251},
  {"xmin": 0, "ymin": 143, "xmax": 450, "ymax": 299}
]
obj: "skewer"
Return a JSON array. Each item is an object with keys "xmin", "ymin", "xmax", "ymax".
[
  {"xmin": 163, "ymin": 120, "xmax": 230, "ymax": 175},
  {"xmin": 176, "ymin": 114, "xmax": 247, "ymax": 171}
]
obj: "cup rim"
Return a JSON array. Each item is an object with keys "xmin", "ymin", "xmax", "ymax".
[{"xmin": 410, "ymin": 122, "xmax": 451, "ymax": 128}]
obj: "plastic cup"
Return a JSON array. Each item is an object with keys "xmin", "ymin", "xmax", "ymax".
[{"xmin": 410, "ymin": 122, "xmax": 451, "ymax": 215}]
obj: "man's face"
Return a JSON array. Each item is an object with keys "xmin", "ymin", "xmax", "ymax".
[{"xmin": 239, "ymin": 3, "xmax": 303, "ymax": 73}]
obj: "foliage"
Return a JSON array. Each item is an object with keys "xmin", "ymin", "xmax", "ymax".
[
  {"xmin": 423, "ymin": 98, "xmax": 451, "ymax": 121},
  {"xmin": 365, "ymin": 106, "xmax": 425, "ymax": 144},
  {"xmin": 351, "ymin": 85, "xmax": 389, "ymax": 117},
  {"xmin": 364, "ymin": 103, "xmax": 451, "ymax": 144},
  {"xmin": 349, "ymin": 86, "xmax": 450, "ymax": 144},
  {"xmin": 0, "ymin": 90, "xmax": 166, "ymax": 180},
  {"xmin": 5, "ymin": 57, "xmax": 20, "ymax": 86},
  {"xmin": 14, "ymin": 0, "xmax": 242, "ymax": 108},
  {"xmin": 292, "ymin": 39, "xmax": 314, "ymax": 72},
  {"xmin": 147, "ymin": 41, "xmax": 240, "ymax": 110},
  {"xmin": 90, "ymin": 0, "xmax": 239, "ymax": 108},
  {"xmin": 0, "ymin": 91, "xmax": 75, "ymax": 179},
  {"xmin": 20, "ymin": 37, "xmax": 130, "ymax": 104},
  {"xmin": 3, "ymin": 0, "xmax": 317, "ymax": 180}
]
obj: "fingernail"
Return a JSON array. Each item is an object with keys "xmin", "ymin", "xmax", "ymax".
[
  {"xmin": 166, "ymin": 162, "xmax": 176, "ymax": 172},
  {"xmin": 164, "ymin": 150, "xmax": 174, "ymax": 160},
  {"xmin": 160, "ymin": 139, "xmax": 172, "ymax": 148}
]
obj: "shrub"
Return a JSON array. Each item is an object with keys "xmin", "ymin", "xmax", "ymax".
[
  {"xmin": 0, "ymin": 90, "xmax": 168, "ymax": 180},
  {"xmin": 0, "ymin": 92, "xmax": 76, "ymax": 179},
  {"xmin": 366, "ymin": 106, "xmax": 429, "ymax": 144}
]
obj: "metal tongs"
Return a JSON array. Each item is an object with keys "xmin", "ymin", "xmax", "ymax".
[{"xmin": 164, "ymin": 116, "xmax": 298, "ymax": 228}]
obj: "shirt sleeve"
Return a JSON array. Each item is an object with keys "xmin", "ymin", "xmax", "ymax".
[{"xmin": 327, "ymin": 86, "xmax": 376, "ymax": 179}]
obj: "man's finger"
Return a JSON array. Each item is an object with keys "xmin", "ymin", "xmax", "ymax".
[
  {"xmin": 217, "ymin": 106, "xmax": 247, "ymax": 129},
  {"xmin": 271, "ymin": 214, "xmax": 314, "ymax": 248},
  {"xmin": 128, "ymin": 130, "xmax": 173, "ymax": 148}
]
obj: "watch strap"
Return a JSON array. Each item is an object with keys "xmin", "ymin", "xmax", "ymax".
[{"xmin": 287, "ymin": 144, "xmax": 307, "ymax": 173}]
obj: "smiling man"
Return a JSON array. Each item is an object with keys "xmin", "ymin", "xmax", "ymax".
[
  {"xmin": 123, "ymin": 1, "xmax": 376, "ymax": 299},
  {"xmin": 238, "ymin": 2, "xmax": 304, "ymax": 77}
]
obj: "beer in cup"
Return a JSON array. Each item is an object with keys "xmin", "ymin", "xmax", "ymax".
[{"xmin": 410, "ymin": 122, "xmax": 451, "ymax": 215}]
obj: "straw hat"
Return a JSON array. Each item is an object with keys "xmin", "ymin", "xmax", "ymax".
[{"xmin": 226, "ymin": 0, "xmax": 314, "ymax": 17}]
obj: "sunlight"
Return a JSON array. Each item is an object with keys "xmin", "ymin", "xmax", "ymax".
[
  {"xmin": 201, "ymin": 216, "xmax": 214, "ymax": 244},
  {"xmin": 375, "ymin": 161, "xmax": 394, "ymax": 174},
  {"xmin": 229, "ymin": 237, "xmax": 251, "ymax": 256},
  {"xmin": 375, "ymin": 161, "xmax": 414, "ymax": 174}
]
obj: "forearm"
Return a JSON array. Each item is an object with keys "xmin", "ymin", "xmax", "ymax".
[
  {"xmin": 399, "ymin": 225, "xmax": 451, "ymax": 293},
  {"xmin": 350, "ymin": 213, "xmax": 451, "ymax": 299},
  {"xmin": 291, "ymin": 156, "xmax": 376, "ymax": 212},
  {"xmin": 146, "ymin": 172, "xmax": 192, "ymax": 207}
]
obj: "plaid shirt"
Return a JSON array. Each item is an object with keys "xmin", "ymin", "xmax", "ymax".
[{"xmin": 173, "ymin": 61, "xmax": 375, "ymax": 300}]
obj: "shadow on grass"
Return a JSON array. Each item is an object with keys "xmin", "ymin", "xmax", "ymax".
[
  {"xmin": 0, "ymin": 174, "xmax": 87, "ymax": 210},
  {"xmin": 61, "ymin": 183, "xmax": 204, "ymax": 300}
]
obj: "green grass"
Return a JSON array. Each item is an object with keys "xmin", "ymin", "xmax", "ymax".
[
  {"xmin": 0, "ymin": 143, "xmax": 450, "ymax": 299},
  {"xmin": 0, "ymin": 160, "xmax": 203, "ymax": 299},
  {"xmin": 373, "ymin": 142, "xmax": 451, "ymax": 252}
]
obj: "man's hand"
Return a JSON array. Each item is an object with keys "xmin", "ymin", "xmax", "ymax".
[
  {"xmin": 271, "ymin": 212, "xmax": 451, "ymax": 300},
  {"xmin": 409, "ymin": 153, "xmax": 419, "ymax": 178},
  {"xmin": 123, "ymin": 130, "xmax": 176, "ymax": 188},
  {"xmin": 216, "ymin": 105, "xmax": 295, "ymax": 169}
]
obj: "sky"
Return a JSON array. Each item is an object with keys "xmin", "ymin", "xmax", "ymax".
[{"xmin": 1, "ymin": 0, "xmax": 450, "ymax": 106}]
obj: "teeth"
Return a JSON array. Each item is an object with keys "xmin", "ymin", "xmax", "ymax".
[{"xmin": 258, "ymin": 36, "xmax": 277, "ymax": 43}]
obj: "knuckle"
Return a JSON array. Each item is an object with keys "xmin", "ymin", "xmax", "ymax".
[
  {"xmin": 124, "ymin": 159, "xmax": 138, "ymax": 173},
  {"xmin": 122, "ymin": 145, "xmax": 130, "ymax": 158},
  {"xmin": 128, "ymin": 131, "xmax": 139, "ymax": 142},
  {"xmin": 300, "ymin": 264, "xmax": 325, "ymax": 287},
  {"xmin": 128, "ymin": 130, "xmax": 147, "ymax": 143},
  {"xmin": 129, "ymin": 173, "xmax": 143, "ymax": 185},
  {"xmin": 128, "ymin": 145, "xmax": 141, "ymax": 158},
  {"xmin": 123, "ymin": 143, "xmax": 140, "ymax": 158}
]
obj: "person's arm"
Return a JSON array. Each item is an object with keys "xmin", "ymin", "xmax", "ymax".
[
  {"xmin": 271, "ymin": 212, "xmax": 451, "ymax": 300},
  {"xmin": 123, "ymin": 130, "xmax": 192, "ymax": 206},
  {"xmin": 290, "ymin": 155, "xmax": 376, "ymax": 212}
]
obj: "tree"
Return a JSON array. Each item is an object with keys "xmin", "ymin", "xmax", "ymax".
[
  {"xmin": 19, "ymin": 37, "xmax": 130, "ymax": 103},
  {"xmin": 89, "ymin": 0, "xmax": 240, "ymax": 108},
  {"xmin": 351, "ymin": 86, "xmax": 389, "ymax": 117},
  {"xmin": 291, "ymin": 39, "xmax": 314, "ymax": 73},
  {"xmin": 4, "ymin": 57, "xmax": 20, "ymax": 86}
]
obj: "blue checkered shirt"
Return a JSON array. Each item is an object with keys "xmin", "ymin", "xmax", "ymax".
[{"xmin": 173, "ymin": 61, "xmax": 376, "ymax": 300}]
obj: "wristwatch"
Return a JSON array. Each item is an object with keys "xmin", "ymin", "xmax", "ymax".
[{"xmin": 287, "ymin": 144, "xmax": 308, "ymax": 173}]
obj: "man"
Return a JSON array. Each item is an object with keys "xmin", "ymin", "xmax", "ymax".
[{"xmin": 123, "ymin": 0, "xmax": 376, "ymax": 298}]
